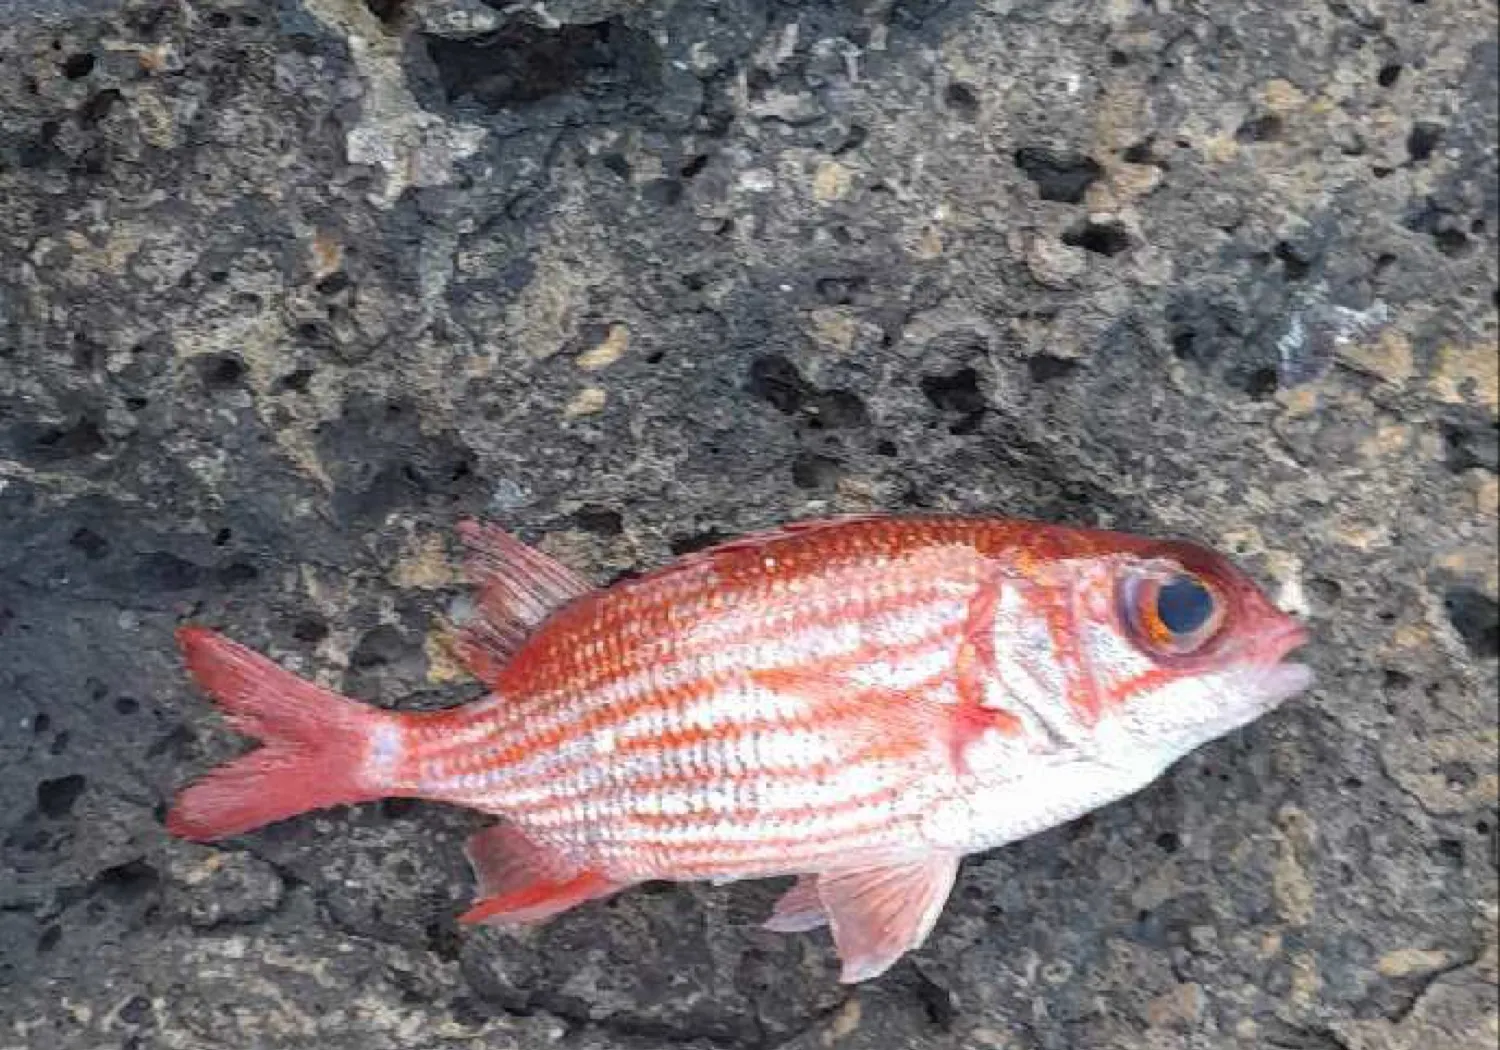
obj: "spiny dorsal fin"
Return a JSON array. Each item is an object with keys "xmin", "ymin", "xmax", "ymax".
[
  {"xmin": 666, "ymin": 514, "xmax": 890, "ymax": 571},
  {"xmin": 453, "ymin": 520, "xmax": 594, "ymax": 684}
]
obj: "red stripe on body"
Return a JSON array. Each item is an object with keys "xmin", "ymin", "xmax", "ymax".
[
  {"xmin": 413, "ymin": 583, "xmax": 974, "ymax": 794},
  {"xmin": 406, "ymin": 519, "xmax": 1108, "ymax": 883}
]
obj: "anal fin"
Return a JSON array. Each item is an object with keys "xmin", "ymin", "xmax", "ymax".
[
  {"xmin": 458, "ymin": 822, "xmax": 625, "ymax": 926},
  {"xmin": 764, "ymin": 875, "xmax": 827, "ymax": 933},
  {"xmin": 816, "ymin": 856, "xmax": 960, "ymax": 983}
]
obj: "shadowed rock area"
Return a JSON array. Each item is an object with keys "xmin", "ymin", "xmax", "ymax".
[{"xmin": 1, "ymin": 0, "xmax": 1496, "ymax": 1047}]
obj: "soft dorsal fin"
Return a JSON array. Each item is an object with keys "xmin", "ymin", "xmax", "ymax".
[
  {"xmin": 816, "ymin": 856, "xmax": 960, "ymax": 983},
  {"xmin": 453, "ymin": 520, "xmax": 594, "ymax": 684}
]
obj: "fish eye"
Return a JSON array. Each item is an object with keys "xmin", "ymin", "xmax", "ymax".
[
  {"xmin": 1123, "ymin": 570, "xmax": 1225, "ymax": 656},
  {"xmin": 1156, "ymin": 576, "xmax": 1215, "ymax": 636}
]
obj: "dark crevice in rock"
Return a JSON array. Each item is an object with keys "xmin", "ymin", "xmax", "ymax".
[
  {"xmin": 1405, "ymin": 197, "xmax": 1475, "ymax": 256},
  {"xmin": 1258, "ymin": 1019, "xmax": 1352, "ymax": 1049},
  {"xmin": 1384, "ymin": 946, "xmax": 1484, "ymax": 1024},
  {"xmin": 424, "ymin": 20, "xmax": 662, "ymax": 112},
  {"xmin": 36, "ymin": 774, "xmax": 87, "ymax": 818},
  {"xmin": 1236, "ymin": 113, "xmax": 1284, "ymax": 142},
  {"xmin": 746, "ymin": 355, "xmax": 868, "ymax": 431},
  {"xmin": 1013, "ymin": 147, "xmax": 1102, "ymax": 203},
  {"xmin": 1406, "ymin": 121, "xmax": 1444, "ymax": 164},
  {"xmin": 1440, "ymin": 418, "xmax": 1499, "ymax": 474},
  {"xmin": 920, "ymin": 367, "xmax": 985, "ymax": 415},
  {"xmin": 1443, "ymin": 587, "xmax": 1499, "ymax": 658},
  {"xmin": 1062, "ymin": 218, "xmax": 1131, "ymax": 256},
  {"xmin": 16, "ymin": 417, "xmax": 108, "ymax": 461}
]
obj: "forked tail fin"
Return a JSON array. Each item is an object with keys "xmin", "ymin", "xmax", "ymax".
[{"xmin": 167, "ymin": 627, "xmax": 397, "ymax": 842}]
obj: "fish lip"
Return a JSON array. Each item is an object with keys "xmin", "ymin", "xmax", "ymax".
[
  {"xmin": 1263, "ymin": 659, "xmax": 1315, "ymax": 693},
  {"xmin": 1250, "ymin": 659, "xmax": 1316, "ymax": 711},
  {"xmin": 1264, "ymin": 619, "xmax": 1311, "ymax": 664},
  {"xmin": 1242, "ymin": 621, "xmax": 1315, "ymax": 709}
]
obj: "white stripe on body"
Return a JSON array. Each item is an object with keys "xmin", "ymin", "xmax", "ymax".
[{"xmin": 409, "ymin": 546, "xmax": 991, "ymax": 881}]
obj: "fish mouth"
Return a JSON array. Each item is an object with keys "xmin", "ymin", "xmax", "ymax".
[
  {"xmin": 1266, "ymin": 619, "xmax": 1311, "ymax": 662},
  {"xmin": 1254, "ymin": 660, "xmax": 1316, "ymax": 707},
  {"xmin": 1245, "ymin": 621, "xmax": 1315, "ymax": 710}
]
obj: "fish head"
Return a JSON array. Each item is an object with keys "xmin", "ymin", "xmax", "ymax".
[
  {"xmin": 1065, "ymin": 537, "xmax": 1314, "ymax": 764},
  {"xmin": 946, "ymin": 530, "xmax": 1314, "ymax": 856}
]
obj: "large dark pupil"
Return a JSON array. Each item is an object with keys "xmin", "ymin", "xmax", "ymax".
[{"xmin": 1157, "ymin": 576, "xmax": 1214, "ymax": 635}]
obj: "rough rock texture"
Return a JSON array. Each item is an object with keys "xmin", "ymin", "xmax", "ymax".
[{"xmin": 1, "ymin": 0, "xmax": 1497, "ymax": 1047}]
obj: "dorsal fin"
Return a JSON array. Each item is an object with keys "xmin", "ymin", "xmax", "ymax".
[
  {"xmin": 452, "ymin": 520, "xmax": 594, "ymax": 684},
  {"xmin": 666, "ymin": 514, "xmax": 891, "ymax": 571}
]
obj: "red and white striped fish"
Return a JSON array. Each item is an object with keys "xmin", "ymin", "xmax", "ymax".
[{"xmin": 167, "ymin": 514, "xmax": 1312, "ymax": 982}]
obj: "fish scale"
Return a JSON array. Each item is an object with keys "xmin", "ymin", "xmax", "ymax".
[
  {"xmin": 394, "ymin": 538, "xmax": 988, "ymax": 878},
  {"xmin": 167, "ymin": 513, "xmax": 1313, "ymax": 983}
]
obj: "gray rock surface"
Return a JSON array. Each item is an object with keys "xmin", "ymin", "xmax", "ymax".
[{"xmin": 1, "ymin": 0, "xmax": 1496, "ymax": 1047}]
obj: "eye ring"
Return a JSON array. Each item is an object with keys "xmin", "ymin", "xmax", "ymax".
[{"xmin": 1123, "ymin": 570, "xmax": 1225, "ymax": 656}]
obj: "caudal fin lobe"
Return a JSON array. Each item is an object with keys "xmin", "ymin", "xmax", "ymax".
[{"xmin": 167, "ymin": 627, "xmax": 394, "ymax": 842}]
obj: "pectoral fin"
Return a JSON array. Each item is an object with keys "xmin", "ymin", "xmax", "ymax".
[{"xmin": 816, "ymin": 856, "xmax": 960, "ymax": 983}]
